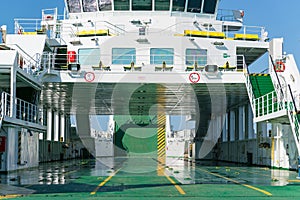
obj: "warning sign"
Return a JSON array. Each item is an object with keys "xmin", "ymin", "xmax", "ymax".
[
  {"xmin": 0, "ymin": 136, "xmax": 6, "ymax": 152},
  {"xmin": 189, "ymin": 72, "xmax": 200, "ymax": 83}
]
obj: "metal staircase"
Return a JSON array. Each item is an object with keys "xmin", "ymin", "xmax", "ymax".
[{"xmin": 245, "ymin": 55, "xmax": 300, "ymax": 154}]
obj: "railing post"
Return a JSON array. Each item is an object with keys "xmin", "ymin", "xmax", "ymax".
[{"xmin": 297, "ymin": 156, "xmax": 300, "ymax": 179}]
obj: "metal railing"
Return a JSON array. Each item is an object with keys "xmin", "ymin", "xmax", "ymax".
[
  {"xmin": 0, "ymin": 92, "xmax": 42, "ymax": 125},
  {"xmin": 13, "ymin": 11, "xmax": 267, "ymax": 42},
  {"xmin": 43, "ymin": 52, "xmax": 246, "ymax": 73},
  {"xmin": 269, "ymin": 55, "xmax": 300, "ymax": 143},
  {"xmin": 253, "ymin": 90, "xmax": 284, "ymax": 118}
]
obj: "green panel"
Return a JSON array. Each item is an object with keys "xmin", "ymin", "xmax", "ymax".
[
  {"xmin": 249, "ymin": 74, "xmax": 275, "ymax": 98},
  {"xmin": 122, "ymin": 128, "xmax": 157, "ymax": 154},
  {"xmin": 114, "ymin": 115, "xmax": 158, "ymax": 156}
]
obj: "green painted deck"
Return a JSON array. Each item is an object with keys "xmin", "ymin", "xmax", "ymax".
[{"xmin": 1, "ymin": 159, "xmax": 300, "ymax": 199}]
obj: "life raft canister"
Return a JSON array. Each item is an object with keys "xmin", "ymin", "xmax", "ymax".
[
  {"xmin": 67, "ymin": 51, "xmax": 76, "ymax": 63},
  {"xmin": 275, "ymin": 61, "xmax": 285, "ymax": 72}
]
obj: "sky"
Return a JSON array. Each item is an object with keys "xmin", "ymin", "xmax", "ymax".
[
  {"xmin": 1, "ymin": 0, "xmax": 299, "ymax": 130},
  {"xmin": 0, "ymin": 0, "xmax": 299, "ymax": 67}
]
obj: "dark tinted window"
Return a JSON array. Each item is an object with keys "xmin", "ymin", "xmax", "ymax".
[
  {"xmin": 172, "ymin": 0, "xmax": 186, "ymax": 12},
  {"xmin": 98, "ymin": 0, "xmax": 112, "ymax": 11},
  {"xmin": 203, "ymin": 0, "xmax": 217, "ymax": 14},
  {"xmin": 155, "ymin": 0, "xmax": 170, "ymax": 11},
  {"xmin": 67, "ymin": 0, "xmax": 81, "ymax": 13},
  {"xmin": 187, "ymin": 0, "xmax": 202, "ymax": 13},
  {"xmin": 114, "ymin": 0, "xmax": 130, "ymax": 10},
  {"xmin": 83, "ymin": 0, "xmax": 98, "ymax": 12},
  {"xmin": 132, "ymin": 0, "xmax": 152, "ymax": 10}
]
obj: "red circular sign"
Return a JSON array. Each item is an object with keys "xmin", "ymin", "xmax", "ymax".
[
  {"xmin": 84, "ymin": 72, "xmax": 95, "ymax": 82},
  {"xmin": 189, "ymin": 72, "xmax": 200, "ymax": 83}
]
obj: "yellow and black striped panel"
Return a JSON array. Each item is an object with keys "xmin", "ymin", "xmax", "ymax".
[
  {"xmin": 250, "ymin": 73, "xmax": 270, "ymax": 76},
  {"xmin": 157, "ymin": 115, "xmax": 166, "ymax": 158},
  {"xmin": 157, "ymin": 114, "xmax": 166, "ymax": 176},
  {"xmin": 156, "ymin": 84, "xmax": 166, "ymax": 175},
  {"xmin": 18, "ymin": 131, "xmax": 22, "ymax": 164}
]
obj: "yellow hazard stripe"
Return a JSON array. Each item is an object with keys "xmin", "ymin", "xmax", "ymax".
[{"xmin": 250, "ymin": 73, "xmax": 269, "ymax": 76}]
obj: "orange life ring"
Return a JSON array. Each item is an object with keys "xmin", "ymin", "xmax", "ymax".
[{"xmin": 275, "ymin": 61, "xmax": 285, "ymax": 72}]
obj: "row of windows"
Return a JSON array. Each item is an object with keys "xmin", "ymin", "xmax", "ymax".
[
  {"xmin": 67, "ymin": 0, "xmax": 217, "ymax": 14},
  {"xmin": 78, "ymin": 48, "xmax": 207, "ymax": 65}
]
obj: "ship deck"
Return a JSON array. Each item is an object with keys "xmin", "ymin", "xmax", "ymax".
[{"xmin": 1, "ymin": 158, "xmax": 300, "ymax": 199}]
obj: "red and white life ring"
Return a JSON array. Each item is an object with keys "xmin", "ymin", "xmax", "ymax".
[{"xmin": 275, "ymin": 61, "xmax": 285, "ymax": 72}]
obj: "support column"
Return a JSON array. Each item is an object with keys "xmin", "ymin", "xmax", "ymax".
[
  {"xmin": 229, "ymin": 110, "xmax": 235, "ymax": 141},
  {"xmin": 10, "ymin": 67, "xmax": 16, "ymax": 118},
  {"xmin": 247, "ymin": 104, "xmax": 254, "ymax": 139},
  {"xmin": 46, "ymin": 109, "xmax": 52, "ymax": 141},
  {"xmin": 53, "ymin": 111, "xmax": 59, "ymax": 142},
  {"xmin": 60, "ymin": 114, "xmax": 65, "ymax": 142},
  {"xmin": 239, "ymin": 106, "xmax": 245, "ymax": 140}
]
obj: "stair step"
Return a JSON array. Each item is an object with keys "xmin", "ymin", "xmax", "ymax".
[{"xmin": 249, "ymin": 74, "xmax": 275, "ymax": 98}]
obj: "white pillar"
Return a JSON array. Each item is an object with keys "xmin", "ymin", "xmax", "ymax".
[
  {"xmin": 53, "ymin": 111, "xmax": 59, "ymax": 142},
  {"xmin": 229, "ymin": 110, "xmax": 235, "ymax": 141},
  {"xmin": 60, "ymin": 114, "xmax": 65, "ymax": 142},
  {"xmin": 10, "ymin": 67, "xmax": 16, "ymax": 118},
  {"xmin": 166, "ymin": 115, "xmax": 171, "ymax": 137},
  {"xmin": 248, "ymin": 105, "xmax": 254, "ymax": 139},
  {"xmin": 46, "ymin": 109, "xmax": 52, "ymax": 141}
]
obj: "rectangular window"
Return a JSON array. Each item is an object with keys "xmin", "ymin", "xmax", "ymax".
[
  {"xmin": 78, "ymin": 48, "xmax": 100, "ymax": 65},
  {"xmin": 112, "ymin": 48, "xmax": 136, "ymax": 64},
  {"xmin": 114, "ymin": 0, "xmax": 130, "ymax": 10},
  {"xmin": 172, "ymin": 0, "xmax": 186, "ymax": 12},
  {"xmin": 83, "ymin": 0, "xmax": 98, "ymax": 12},
  {"xmin": 203, "ymin": 0, "xmax": 217, "ymax": 14},
  {"xmin": 67, "ymin": 0, "xmax": 82, "ymax": 13},
  {"xmin": 150, "ymin": 48, "xmax": 174, "ymax": 65},
  {"xmin": 185, "ymin": 49, "xmax": 207, "ymax": 66},
  {"xmin": 187, "ymin": 0, "xmax": 202, "ymax": 13},
  {"xmin": 98, "ymin": 0, "xmax": 112, "ymax": 11},
  {"xmin": 132, "ymin": 0, "xmax": 152, "ymax": 10},
  {"xmin": 155, "ymin": 0, "xmax": 170, "ymax": 11}
]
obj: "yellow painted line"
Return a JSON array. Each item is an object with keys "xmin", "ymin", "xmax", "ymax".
[
  {"xmin": 288, "ymin": 180, "xmax": 300, "ymax": 183},
  {"xmin": 0, "ymin": 194, "xmax": 22, "ymax": 199},
  {"xmin": 90, "ymin": 169, "xmax": 120, "ymax": 195},
  {"xmin": 164, "ymin": 173, "xmax": 186, "ymax": 195},
  {"xmin": 198, "ymin": 168, "xmax": 272, "ymax": 196},
  {"xmin": 233, "ymin": 168, "xmax": 270, "ymax": 178}
]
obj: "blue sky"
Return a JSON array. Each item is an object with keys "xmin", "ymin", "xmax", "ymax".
[{"xmin": 1, "ymin": 1, "xmax": 299, "ymax": 69}]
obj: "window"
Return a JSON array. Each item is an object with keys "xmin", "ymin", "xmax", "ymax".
[
  {"xmin": 187, "ymin": 0, "xmax": 202, "ymax": 13},
  {"xmin": 172, "ymin": 0, "xmax": 186, "ymax": 12},
  {"xmin": 114, "ymin": 0, "xmax": 130, "ymax": 10},
  {"xmin": 67, "ymin": 0, "xmax": 81, "ymax": 13},
  {"xmin": 203, "ymin": 0, "xmax": 217, "ymax": 14},
  {"xmin": 78, "ymin": 48, "xmax": 100, "ymax": 65},
  {"xmin": 185, "ymin": 49, "xmax": 207, "ymax": 65},
  {"xmin": 112, "ymin": 48, "xmax": 136, "ymax": 64},
  {"xmin": 155, "ymin": 0, "xmax": 170, "ymax": 11},
  {"xmin": 150, "ymin": 48, "xmax": 174, "ymax": 65},
  {"xmin": 98, "ymin": 0, "xmax": 112, "ymax": 11},
  {"xmin": 132, "ymin": 0, "xmax": 152, "ymax": 10},
  {"xmin": 83, "ymin": 0, "xmax": 98, "ymax": 12}
]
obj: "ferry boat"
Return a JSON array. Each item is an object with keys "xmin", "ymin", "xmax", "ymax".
[{"xmin": 0, "ymin": 1, "xmax": 300, "ymax": 197}]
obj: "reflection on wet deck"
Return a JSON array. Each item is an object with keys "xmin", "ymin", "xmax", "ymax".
[{"xmin": 0, "ymin": 158, "xmax": 299, "ymax": 199}]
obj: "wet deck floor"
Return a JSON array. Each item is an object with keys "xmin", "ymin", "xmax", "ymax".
[{"xmin": 1, "ymin": 157, "xmax": 300, "ymax": 199}]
